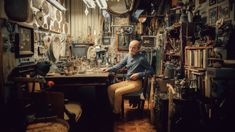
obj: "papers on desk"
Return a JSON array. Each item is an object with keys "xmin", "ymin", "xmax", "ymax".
[{"xmin": 47, "ymin": 72, "xmax": 56, "ymax": 76}]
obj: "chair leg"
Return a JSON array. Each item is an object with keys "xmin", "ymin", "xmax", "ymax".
[
  {"xmin": 121, "ymin": 98, "xmax": 124, "ymax": 118},
  {"xmin": 140, "ymin": 100, "xmax": 145, "ymax": 111}
]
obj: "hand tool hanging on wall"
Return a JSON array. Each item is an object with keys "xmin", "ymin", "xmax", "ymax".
[
  {"xmin": 56, "ymin": 10, "xmax": 61, "ymax": 22},
  {"xmin": 42, "ymin": 1, "xmax": 49, "ymax": 15},
  {"xmin": 35, "ymin": 11, "xmax": 44, "ymax": 27}
]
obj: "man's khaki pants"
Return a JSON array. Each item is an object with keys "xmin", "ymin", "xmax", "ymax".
[{"xmin": 107, "ymin": 80, "xmax": 142, "ymax": 114}]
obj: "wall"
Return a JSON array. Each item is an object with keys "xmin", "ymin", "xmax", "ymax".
[
  {"xmin": 0, "ymin": 0, "xmax": 70, "ymax": 101},
  {"xmin": 70, "ymin": 0, "xmax": 103, "ymax": 43},
  {"xmin": 0, "ymin": 0, "xmax": 69, "ymax": 79},
  {"xmin": 195, "ymin": 0, "xmax": 234, "ymax": 25}
]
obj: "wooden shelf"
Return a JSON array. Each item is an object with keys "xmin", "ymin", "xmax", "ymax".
[
  {"xmin": 208, "ymin": 58, "xmax": 223, "ymax": 61},
  {"xmin": 185, "ymin": 46, "xmax": 213, "ymax": 50},
  {"xmin": 165, "ymin": 53, "xmax": 181, "ymax": 57},
  {"xmin": 191, "ymin": 72, "xmax": 205, "ymax": 75},
  {"xmin": 184, "ymin": 66, "xmax": 206, "ymax": 72}
]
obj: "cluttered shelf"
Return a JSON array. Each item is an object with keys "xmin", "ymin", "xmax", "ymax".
[{"xmin": 165, "ymin": 52, "xmax": 181, "ymax": 57}]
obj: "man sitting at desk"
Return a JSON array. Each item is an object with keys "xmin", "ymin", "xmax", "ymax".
[{"xmin": 103, "ymin": 40, "xmax": 154, "ymax": 118}]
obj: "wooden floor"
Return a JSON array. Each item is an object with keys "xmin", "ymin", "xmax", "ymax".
[
  {"xmin": 68, "ymin": 87, "xmax": 157, "ymax": 132},
  {"xmin": 113, "ymin": 100, "xmax": 156, "ymax": 132},
  {"xmin": 75, "ymin": 99, "xmax": 157, "ymax": 132}
]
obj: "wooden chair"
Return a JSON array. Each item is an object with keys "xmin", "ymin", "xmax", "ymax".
[
  {"xmin": 8, "ymin": 64, "xmax": 81, "ymax": 131},
  {"xmin": 32, "ymin": 91, "xmax": 82, "ymax": 124},
  {"xmin": 12, "ymin": 76, "xmax": 82, "ymax": 128},
  {"xmin": 121, "ymin": 76, "xmax": 150, "ymax": 118}
]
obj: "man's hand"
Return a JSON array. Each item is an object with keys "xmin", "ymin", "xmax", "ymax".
[
  {"xmin": 102, "ymin": 68, "xmax": 109, "ymax": 72},
  {"xmin": 130, "ymin": 73, "xmax": 139, "ymax": 80}
]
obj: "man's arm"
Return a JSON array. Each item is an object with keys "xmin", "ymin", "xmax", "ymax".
[{"xmin": 107, "ymin": 56, "xmax": 128, "ymax": 72}]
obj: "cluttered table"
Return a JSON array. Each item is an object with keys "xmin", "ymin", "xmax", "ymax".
[{"xmin": 45, "ymin": 70, "xmax": 111, "ymax": 87}]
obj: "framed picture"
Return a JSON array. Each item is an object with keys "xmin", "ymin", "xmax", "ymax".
[
  {"xmin": 209, "ymin": 7, "xmax": 217, "ymax": 25},
  {"xmin": 113, "ymin": 16, "xmax": 130, "ymax": 25},
  {"xmin": 209, "ymin": 0, "xmax": 216, "ymax": 6},
  {"xmin": 141, "ymin": 36, "xmax": 156, "ymax": 47},
  {"xmin": 217, "ymin": 0, "xmax": 225, "ymax": 3},
  {"xmin": 199, "ymin": 0, "xmax": 206, "ymax": 4},
  {"xmin": 116, "ymin": 33, "xmax": 131, "ymax": 51},
  {"xmin": 102, "ymin": 36, "xmax": 111, "ymax": 45},
  {"xmin": 15, "ymin": 25, "xmax": 34, "ymax": 58},
  {"xmin": 103, "ymin": 12, "xmax": 111, "ymax": 34},
  {"xmin": 218, "ymin": 4, "xmax": 230, "ymax": 19}
]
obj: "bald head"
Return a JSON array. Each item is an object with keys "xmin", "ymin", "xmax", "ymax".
[
  {"xmin": 129, "ymin": 40, "xmax": 141, "ymax": 56},
  {"xmin": 130, "ymin": 40, "xmax": 141, "ymax": 48}
]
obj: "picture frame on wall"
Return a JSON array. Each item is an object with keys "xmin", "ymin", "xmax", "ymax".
[
  {"xmin": 141, "ymin": 36, "xmax": 156, "ymax": 48},
  {"xmin": 103, "ymin": 12, "xmax": 112, "ymax": 34},
  {"xmin": 209, "ymin": 0, "xmax": 216, "ymax": 6},
  {"xmin": 102, "ymin": 36, "xmax": 111, "ymax": 45},
  {"xmin": 113, "ymin": 16, "xmax": 130, "ymax": 26},
  {"xmin": 209, "ymin": 7, "xmax": 217, "ymax": 25},
  {"xmin": 217, "ymin": 0, "xmax": 225, "ymax": 3},
  {"xmin": 15, "ymin": 25, "xmax": 34, "ymax": 58},
  {"xmin": 116, "ymin": 33, "xmax": 131, "ymax": 51},
  {"xmin": 199, "ymin": 0, "xmax": 206, "ymax": 4},
  {"xmin": 218, "ymin": 4, "xmax": 230, "ymax": 20}
]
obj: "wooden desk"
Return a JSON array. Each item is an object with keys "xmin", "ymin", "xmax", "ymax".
[
  {"xmin": 45, "ymin": 72, "xmax": 110, "ymax": 87},
  {"xmin": 46, "ymin": 72, "xmax": 112, "ymax": 110}
]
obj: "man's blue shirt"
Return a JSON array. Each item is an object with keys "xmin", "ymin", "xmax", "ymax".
[{"xmin": 108, "ymin": 52, "xmax": 154, "ymax": 80}]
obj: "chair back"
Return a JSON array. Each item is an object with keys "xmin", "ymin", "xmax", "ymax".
[{"xmin": 142, "ymin": 76, "xmax": 149, "ymax": 99}]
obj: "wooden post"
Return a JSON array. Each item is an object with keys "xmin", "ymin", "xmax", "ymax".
[
  {"xmin": 0, "ymin": 28, "xmax": 3, "ymax": 102},
  {"xmin": 167, "ymin": 83, "xmax": 176, "ymax": 132}
]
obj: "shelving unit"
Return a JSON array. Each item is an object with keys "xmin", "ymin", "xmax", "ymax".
[
  {"xmin": 184, "ymin": 45, "xmax": 213, "ymax": 96},
  {"xmin": 161, "ymin": 23, "xmax": 187, "ymax": 79}
]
